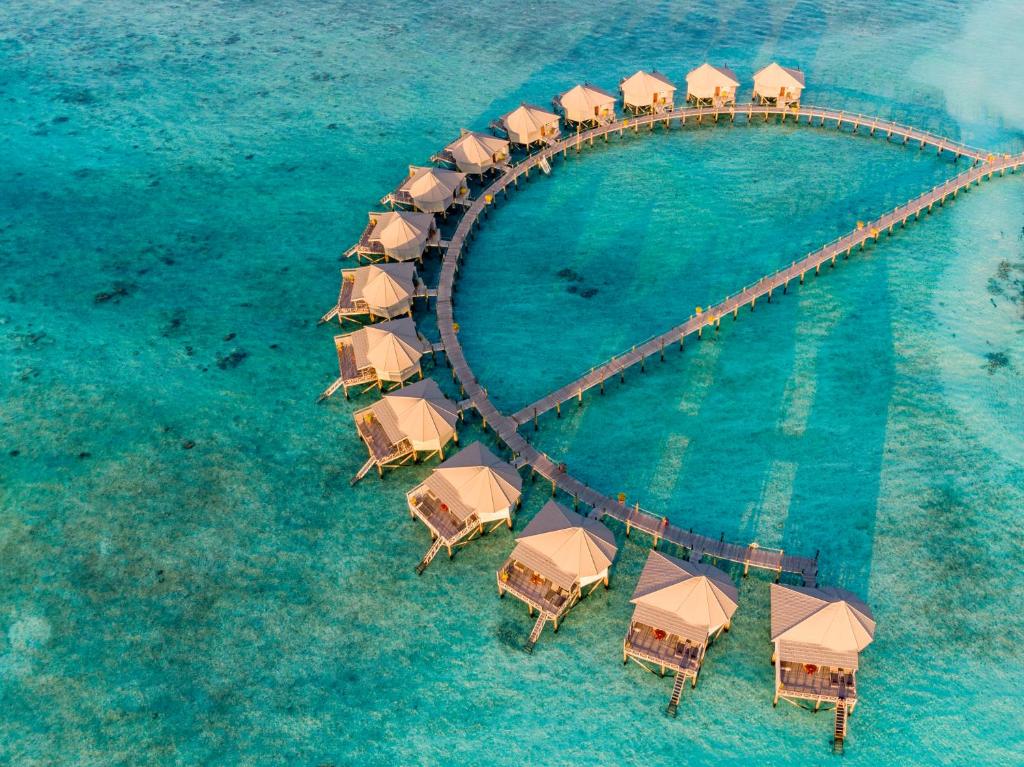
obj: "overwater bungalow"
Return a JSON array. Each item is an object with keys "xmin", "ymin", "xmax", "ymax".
[
  {"xmin": 407, "ymin": 441, "xmax": 523, "ymax": 573},
  {"xmin": 623, "ymin": 551, "xmax": 739, "ymax": 716},
  {"xmin": 770, "ymin": 584, "xmax": 876, "ymax": 752},
  {"xmin": 382, "ymin": 165, "xmax": 469, "ymax": 214},
  {"xmin": 434, "ymin": 129, "xmax": 510, "ymax": 176},
  {"xmin": 619, "ymin": 70, "xmax": 676, "ymax": 114},
  {"xmin": 329, "ymin": 262, "xmax": 418, "ymax": 324},
  {"xmin": 553, "ymin": 83, "xmax": 617, "ymax": 127},
  {"xmin": 497, "ymin": 500, "xmax": 618, "ymax": 652},
  {"xmin": 752, "ymin": 62, "xmax": 805, "ymax": 107},
  {"xmin": 685, "ymin": 63, "xmax": 740, "ymax": 107},
  {"xmin": 350, "ymin": 378, "xmax": 459, "ymax": 483},
  {"xmin": 328, "ymin": 317, "xmax": 431, "ymax": 399},
  {"xmin": 348, "ymin": 211, "xmax": 439, "ymax": 263},
  {"xmin": 496, "ymin": 103, "xmax": 562, "ymax": 147}
]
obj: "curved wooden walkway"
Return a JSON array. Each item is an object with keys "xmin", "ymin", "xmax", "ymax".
[{"xmin": 424, "ymin": 103, "xmax": 1021, "ymax": 583}]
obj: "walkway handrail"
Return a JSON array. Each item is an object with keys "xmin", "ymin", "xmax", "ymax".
[
  {"xmin": 509, "ymin": 157, "xmax": 1024, "ymax": 425},
  {"xmin": 489, "ymin": 103, "xmax": 993, "ymax": 167}
]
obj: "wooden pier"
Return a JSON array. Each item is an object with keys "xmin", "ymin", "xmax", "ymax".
[
  {"xmin": 510, "ymin": 155, "xmax": 1022, "ymax": 427},
  {"xmin": 318, "ymin": 87, "xmax": 1024, "ymax": 751},
  {"xmin": 429, "ymin": 101, "xmax": 1024, "ymax": 587}
]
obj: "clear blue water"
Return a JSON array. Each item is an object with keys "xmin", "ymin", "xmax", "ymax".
[{"xmin": 2, "ymin": 1, "xmax": 1023, "ymax": 765}]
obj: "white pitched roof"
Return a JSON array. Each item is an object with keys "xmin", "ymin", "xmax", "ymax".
[
  {"xmin": 620, "ymin": 70, "xmax": 677, "ymax": 106},
  {"xmin": 510, "ymin": 501, "xmax": 617, "ymax": 589},
  {"xmin": 380, "ymin": 378, "xmax": 458, "ymax": 448},
  {"xmin": 353, "ymin": 263, "xmax": 415, "ymax": 314},
  {"xmin": 427, "ymin": 441, "xmax": 522, "ymax": 520},
  {"xmin": 630, "ymin": 550, "xmax": 738, "ymax": 643},
  {"xmin": 685, "ymin": 63, "xmax": 740, "ymax": 90},
  {"xmin": 369, "ymin": 211, "xmax": 434, "ymax": 260},
  {"xmin": 771, "ymin": 584, "xmax": 875, "ymax": 668},
  {"xmin": 445, "ymin": 130, "xmax": 509, "ymax": 174},
  {"xmin": 753, "ymin": 62, "xmax": 805, "ymax": 90},
  {"xmin": 362, "ymin": 318, "xmax": 424, "ymax": 379},
  {"xmin": 557, "ymin": 83, "xmax": 617, "ymax": 121},
  {"xmin": 402, "ymin": 166, "xmax": 466, "ymax": 213}
]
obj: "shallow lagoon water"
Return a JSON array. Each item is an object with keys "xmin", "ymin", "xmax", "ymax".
[{"xmin": 1, "ymin": 1, "xmax": 1023, "ymax": 765}]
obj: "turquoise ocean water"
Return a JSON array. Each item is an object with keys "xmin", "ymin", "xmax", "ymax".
[{"xmin": 2, "ymin": 1, "xmax": 1023, "ymax": 764}]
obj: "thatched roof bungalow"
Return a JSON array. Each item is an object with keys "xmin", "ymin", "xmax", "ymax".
[
  {"xmin": 499, "ymin": 103, "xmax": 562, "ymax": 146},
  {"xmin": 685, "ymin": 63, "xmax": 740, "ymax": 107},
  {"xmin": 624, "ymin": 551, "xmax": 738, "ymax": 714},
  {"xmin": 620, "ymin": 70, "xmax": 676, "ymax": 114},
  {"xmin": 407, "ymin": 442, "xmax": 522, "ymax": 572},
  {"xmin": 351, "ymin": 378, "xmax": 458, "ymax": 482},
  {"xmin": 554, "ymin": 83, "xmax": 617, "ymax": 127},
  {"xmin": 770, "ymin": 584, "xmax": 875, "ymax": 751},
  {"xmin": 752, "ymin": 63, "xmax": 805, "ymax": 107},
  {"xmin": 497, "ymin": 501, "xmax": 617, "ymax": 651}
]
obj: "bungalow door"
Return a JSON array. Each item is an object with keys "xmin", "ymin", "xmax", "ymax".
[
  {"xmin": 779, "ymin": 86, "xmax": 786, "ymax": 98},
  {"xmin": 714, "ymin": 86, "xmax": 720, "ymax": 97}
]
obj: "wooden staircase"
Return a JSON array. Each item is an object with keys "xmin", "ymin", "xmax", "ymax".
[
  {"xmin": 666, "ymin": 673, "xmax": 686, "ymax": 717},
  {"xmin": 538, "ymin": 157, "xmax": 552, "ymax": 175},
  {"xmin": 415, "ymin": 516, "xmax": 478, "ymax": 574},
  {"xmin": 350, "ymin": 457, "xmax": 376, "ymax": 486},
  {"xmin": 319, "ymin": 305, "xmax": 340, "ymax": 325},
  {"xmin": 523, "ymin": 612, "xmax": 548, "ymax": 654},
  {"xmin": 415, "ymin": 538, "xmax": 445, "ymax": 575},
  {"xmin": 317, "ymin": 376, "xmax": 345, "ymax": 403},
  {"xmin": 832, "ymin": 700, "xmax": 847, "ymax": 754}
]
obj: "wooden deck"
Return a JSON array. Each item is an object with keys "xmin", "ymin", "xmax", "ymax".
[
  {"xmin": 408, "ymin": 490, "xmax": 482, "ymax": 573},
  {"xmin": 779, "ymin": 662, "xmax": 856, "ymax": 704},
  {"xmin": 353, "ymin": 410, "xmax": 411, "ymax": 465},
  {"xmin": 498, "ymin": 560, "xmax": 576, "ymax": 617},
  {"xmin": 319, "ymin": 275, "xmax": 358, "ymax": 324},
  {"xmin": 409, "ymin": 490, "xmax": 475, "ymax": 542},
  {"xmin": 624, "ymin": 622, "xmax": 703, "ymax": 678},
  {"xmin": 337, "ymin": 337, "xmax": 375, "ymax": 390}
]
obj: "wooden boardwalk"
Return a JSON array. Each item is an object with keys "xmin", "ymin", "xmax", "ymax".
[
  {"xmin": 427, "ymin": 102, "xmax": 1021, "ymax": 584},
  {"xmin": 512, "ymin": 153, "xmax": 1024, "ymax": 426}
]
